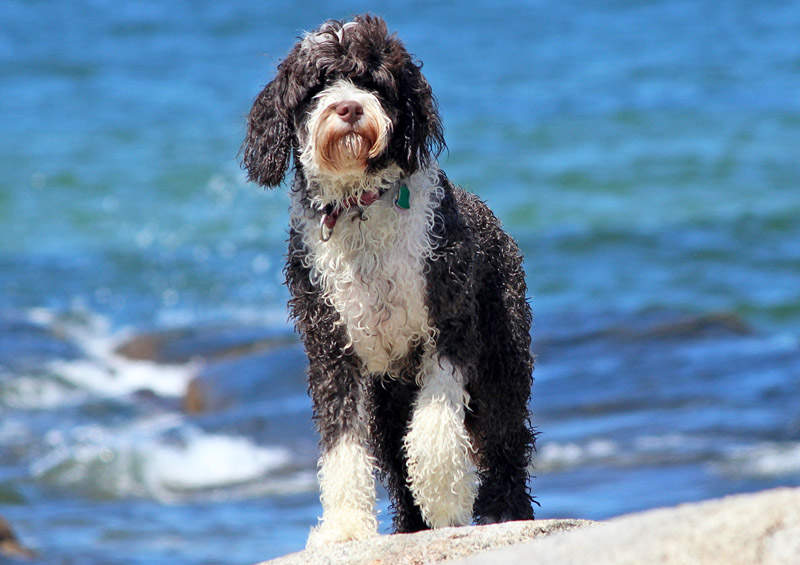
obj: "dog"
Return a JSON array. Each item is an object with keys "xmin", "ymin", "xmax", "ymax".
[{"xmin": 241, "ymin": 14, "xmax": 535, "ymax": 546}]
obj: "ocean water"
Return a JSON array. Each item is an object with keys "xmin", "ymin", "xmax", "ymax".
[{"xmin": 2, "ymin": 1, "xmax": 800, "ymax": 563}]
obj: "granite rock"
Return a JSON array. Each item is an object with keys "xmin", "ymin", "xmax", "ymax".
[
  {"xmin": 258, "ymin": 488, "xmax": 800, "ymax": 565},
  {"xmin": 454, "ymin": 487, "xmax": 800, "ymax": 565},
  {"xmin": 258, "ymin": 519, "xmax": 593, "ymax": 565}
]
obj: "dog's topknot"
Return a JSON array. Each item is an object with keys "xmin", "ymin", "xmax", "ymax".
[{"xmin": 241, "ymin": 14, "xmax": 445, "ymax": 187}]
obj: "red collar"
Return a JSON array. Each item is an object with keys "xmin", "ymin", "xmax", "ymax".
[{"xmin": 319, "ymin": 190, "xmax": 380, "ymax": 241}]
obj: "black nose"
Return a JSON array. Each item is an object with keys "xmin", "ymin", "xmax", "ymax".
[{"xmin": 335, "ymin": 100, "xmax": 364, "ymax": 124}]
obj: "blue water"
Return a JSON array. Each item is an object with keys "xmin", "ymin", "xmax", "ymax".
[{"xmin": 2, "ymin": 1, "xmax": 800, "ymax": 563}]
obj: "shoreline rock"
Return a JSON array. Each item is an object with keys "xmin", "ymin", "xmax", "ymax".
[
  {"xmin": 257, "ymin": 519, "xmax": 593, "ymax": 565},
  {"xmin": 455, "ymin": 487, "xmax": 800, "ymax": 564},
  {"xmin": 259, "ymin": 488, "xmax": 800, "ymax": 565}
]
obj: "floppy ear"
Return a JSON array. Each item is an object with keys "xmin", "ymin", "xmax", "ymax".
[
  {"xmin": 392, "ymin": 58, "xmax": 446, "ymax": 174},
  {"xmin": 241, "ymin": 49, "xmax": 304, "ymax": 187}
]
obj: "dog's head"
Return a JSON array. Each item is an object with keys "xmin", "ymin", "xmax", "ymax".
[{"xmin": 241, "ymin": 15, "xmax": 444, "ymax": 195}]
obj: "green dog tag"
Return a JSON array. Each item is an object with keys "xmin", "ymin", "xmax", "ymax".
[{"xmin": 395, "ymin": 184, "xmax": 410, "ymax": 209}]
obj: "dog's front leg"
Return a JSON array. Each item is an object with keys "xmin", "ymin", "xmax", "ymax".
[
  {"xmin": 305, "ymin": 355, "xmax": 377, "ymax": 547},
  {"xmin": 285, "ymin": 229, "xmax": 379, "ymax": 547}
]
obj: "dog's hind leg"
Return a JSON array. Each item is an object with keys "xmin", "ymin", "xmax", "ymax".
[
  {"xmin": 468, "ymin": 367, "xmax": 535, "ymax": 524},
  {"xmin": 369, "ymin": 375, "xmax": 428, "ymax": 533},
  {"xmin": 403, "ymin": 353, "xmax": 477, "ymax": 528},
  {"xmin": 468, "ymin": 253, "xmax": 536, "ymax": 524}
]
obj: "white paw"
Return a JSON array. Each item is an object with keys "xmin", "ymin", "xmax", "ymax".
[{"xmin": 306, "ymin": 512, "xmax": 378, "ymax": 548}]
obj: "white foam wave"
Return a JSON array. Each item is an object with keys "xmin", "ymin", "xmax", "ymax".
[
  {"xmin": 633, "ymin": 433, "xmax": 715, "ymax": 453},
  {"xmin": 536, "ymin": 433, "xmax": 721, "ymax": 472},
  {"xmin": 536, "ymin": 439, "xmax": 618, "ymax": 471},
  {"xmin": 716, "ymin": 442, "xmax": 800, "ymax": 478},
  {"xmin": 1, "ymin": 376, "xmax": 87, "ymax": 409},
  {"xmin": 538, "ymin": 435, "xmax": 800, "ymax": 479},
  {"xmin": 27, "ymin": 306, "xmax": 197, "ymax": 399},
  {"xmin": 17, "ymin": 305, "xmax": 307, "ymax": 502},
  {"xmin": 31, "ymin": 416, "xmax": 295, "ymax": 500},
  {"xmin": 149, "ymin": 433, "xmax": 292, "ymax": 491},
  {"xmin": 48, "ymin": 357, "xmax": 194, "ymax": 398}
]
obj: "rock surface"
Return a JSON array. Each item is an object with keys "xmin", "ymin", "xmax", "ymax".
[
  {"xmin": 455, "ymin": 487, "xmax": 800, "ymax": 565},
  {"xmin": 258, "ymin": 519, "xmax": 593, "ymax": 565},
  {"xmin": 115, "ymin": 325, "xmax": 295, "ymax": 364},
  {"xmin": 259, "ymin": 488, "xmax": 800, "ymax": 565},
  {"xmin": 0, "ymin": 516, "xmax": 35, "ymax": 560},
  {"xmin": 183, "ymin": 342, "xmax": 308, "ymax": 413}
]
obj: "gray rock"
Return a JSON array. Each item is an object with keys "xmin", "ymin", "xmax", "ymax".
[
  {"xmin": 258, "ymin": 488, "xmax": 800, "ymax": 565},
  {"xmin": 257, "ymin": 519, "xmax": 593, "ymax": 565},
  {"xmin": 454, "ymin": 487, "xmax": 800, "ymax": 565}
]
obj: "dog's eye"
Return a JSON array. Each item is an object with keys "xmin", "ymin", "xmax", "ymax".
[
  {"xmin": 295, "ymin": 91, "xmax": 321, "ymax": 118},
  {"xmin": 304, "ymin": 84, "xmax": 325, "ymax": 104}
]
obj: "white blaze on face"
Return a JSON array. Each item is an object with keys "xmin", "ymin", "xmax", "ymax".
[{"xmin": 300, "ymin": 80, "xmax": 392, "ymax": 189}]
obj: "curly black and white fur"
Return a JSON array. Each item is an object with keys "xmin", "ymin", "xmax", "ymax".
[{"xmin": 241, "ymin": 15, "xmax": 535, "ymax": 546}]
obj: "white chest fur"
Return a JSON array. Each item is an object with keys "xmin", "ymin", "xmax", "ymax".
[{"xmin": 292, "ymin": 167, "xmax": 443, "ymax": 374}]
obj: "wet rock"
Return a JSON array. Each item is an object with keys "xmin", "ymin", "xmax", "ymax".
[
  {"xmin": 183, "ymin": 343, "xmax": 308, "ymax": 413},
  {"xmin": 0, "ymin": 516, "xmax": 35, "ymax": 560},
  {"xmin": 183, "ymin": 378, "xmax": 209, "ymax": 414},
  {"xmin": 115, "ymin": 325, "xmax": 296, "ymax": 364}
]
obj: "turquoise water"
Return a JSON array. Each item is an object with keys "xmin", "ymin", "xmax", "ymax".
[{"xmin": 2, "ymin": 1, "xmax": 800, "ymax": 563}]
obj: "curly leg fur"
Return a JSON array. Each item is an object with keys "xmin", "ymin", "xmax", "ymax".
[
  {"xmin": 469, "ymin": 247, "xmax": 536, "ymax": 523},
  {"xmin": 307, "ymin": 435, "xmax": 378, "ymax": 547},
  {"xmin": 303, "ymin": 349, "xmax": 379, "ymax": 546},
  {"xmin": 426, "ymin": 179, "xmax": 536, "ymax": 524},
  {"xmin": 369, "ymin": 375, "xmax": 428, "ymax": 533},
  {"xmin": 403, "ymin": 355, "xmax": 477, "ymax": 528}
]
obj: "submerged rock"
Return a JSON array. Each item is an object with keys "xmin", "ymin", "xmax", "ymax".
[
  {"xmin": 183, "ymin": 343, "xmax": 308, "ymax": 413},
  {"xmin": 0, "ymin": 516, "xmax": 35, "ymax": 560},
  {"xmin": 115, "ymin": 325, "xmax": 296, "ymax": 364},
  {"xmin": 537, "ymin": 311, "xmax": 752, "ymax": 351},
  {"xmin": 637, "ymin": 311, "xmax": 752, "ymax": 340}
]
